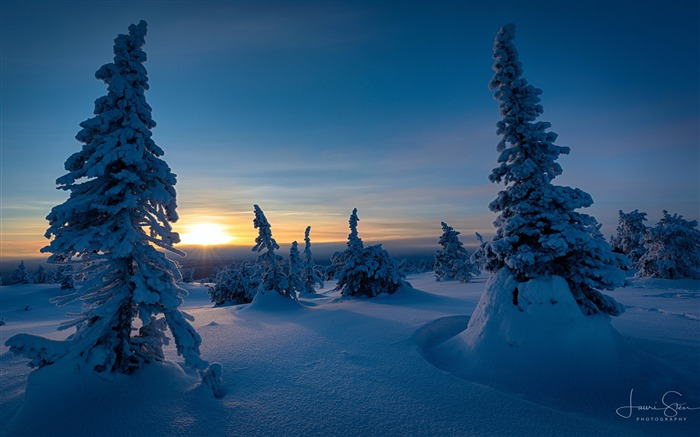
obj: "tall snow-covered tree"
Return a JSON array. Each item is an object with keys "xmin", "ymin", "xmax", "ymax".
[
  {"xmin": 5, "ymin": 21, "xmax": 222, "ymax": 396},
  {"xmin": 434, "ymin": 222, "xmax": 480, "ymax": 282},
  {"xmin": 482, "ymin": 23, "xmax": 628, "ymax": 316},
  {"xmin": 300, "ymin": 226, "xmax": 324, "ymax": 293},
  {"xmin": 330, "ymin": 208, "xmax": 363, "ymax": 279},
  {"xmin": 611, "ymin": 209, "xmax": 648, "ymax": 263},
  {"xmin": 637, "ymin": 210, "xmax": 700, "ymax": 279},
  {"xmin": 333, "ymin": 209, "xmax": 405, "ymax": 297},
  {"xmin": 252, "ymin": 205, "xmax": 294, "ymax": 298},
  {"xmin": 11, "ymin": 261, "xmax": 31, "ymax": 284}
]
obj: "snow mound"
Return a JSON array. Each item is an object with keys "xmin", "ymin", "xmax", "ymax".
[
  {"xmin": 462, "ymin": 268, "xmax": 617, "ymax": 356},
  {"xmin": 244, "ymin": 290, "xmax": 303, "ymax": 312},
  {"xmin": 420, "ymin": 268, "xmax": 698, "ymax": 416},
  {"xmin": 4, "ymin": 358, "xmax": 225, "ymax": 437}
]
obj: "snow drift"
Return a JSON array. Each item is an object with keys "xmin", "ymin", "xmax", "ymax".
[{"xmin": 422, "ymin": 268, "xmax": 698, "ymax": 419}]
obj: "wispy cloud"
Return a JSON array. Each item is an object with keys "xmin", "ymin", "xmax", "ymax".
[{"xmin": 152, "ymin": 2, "xmax": 377, "ymax": 57}]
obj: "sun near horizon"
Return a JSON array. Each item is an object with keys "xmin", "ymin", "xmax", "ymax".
[{"xmin": 178, "ymin": 223, "xmax": 236, "ymax": 246}]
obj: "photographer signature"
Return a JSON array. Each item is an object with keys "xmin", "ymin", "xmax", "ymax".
[{"xmin": 617, "ymin": 389, "xmax": 700, "ymax": 419}]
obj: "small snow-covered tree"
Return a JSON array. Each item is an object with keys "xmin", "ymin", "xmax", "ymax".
[
  {"xmin": 611, "ymin": 209, "xmax": 648, "ymax": 263},
  {"xmin": 180, "ymin": 267, "xmax": 195, "ymax": 283},
  {"xmin": 287, "ymin": 241, "xmax": 306, "ymax": 295},
  {"xmin": 252, "ymin": 205, "xmax": 294, "ymax": 298},
  {"xmin": 637, "ymin": 210, "xmax": 700, "ymax": 279},
  {"xmin": 333, "ymin": 209, "xmax": 406, "ymax": 297},
  {"xmin": 207, "ymin": 261, "xmax": 259, "ymax": 306},
  {"xmin": 419, "ymin": 258, "xmax": 435, "ymax": 273},
  {"xmin": 55, "ymin": 264, "xmax": 76, "ymax": 290},
  {"xmin": 11, "ymin": 261, "xmax": 31, "ymax": 284},
  {"xmin": 33, "ymin": 265, "xmax": 48, "ymax": 284},
  {"xmin": 335, "ymin": 244, "xmax": 406, "ymax": 297},
  {"xmin": 435, "ymin": 222, "xmax": 480, "ymax": 282},
  {"xmin": 300, "ymin": 226, "xmax": 324, "ymax": 293},
  {"xmin": 4, "ymin": 21, "xmax": 221, "ymax": 397},
  {"xmin": 482, "ymin": 23, "xmax": 628, "ymax": 316},
  {"xmin": 44, "ymin": 268, "xmax": 57, "ymax": 284},
  {"xmin": 470, "ymin": 232, "xmax": 491, "ymax": 272}
]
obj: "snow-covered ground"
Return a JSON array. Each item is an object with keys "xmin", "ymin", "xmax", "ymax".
[{"xmin": 1, "ymin": 272, "xmax": 698, "ymax": 436}]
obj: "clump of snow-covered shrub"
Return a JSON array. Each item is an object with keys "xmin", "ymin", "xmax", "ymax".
[{"xmin": 207, "ymin": 262, "xmax": 259, "ymax": 306}]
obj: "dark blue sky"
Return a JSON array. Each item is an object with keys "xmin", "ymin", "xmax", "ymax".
[{"xmin": 1, "ymin": 0, "xmax": 698, "ymax": 257}]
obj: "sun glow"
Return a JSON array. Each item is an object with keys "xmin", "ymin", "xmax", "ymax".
[{"xmin": 180, "ymin": 223, "xmax": 235, "ymax": 246}]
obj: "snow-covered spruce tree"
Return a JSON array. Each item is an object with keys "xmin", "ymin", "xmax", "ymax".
[
  {"xmin": 333, "ymin": 209, "xmax": 406, "ymax": 297},
  {"xmin": 300, "ymin": 226, "xmax": 324, "ymax": 293},
  {"xmin": 611, "ymin": 209, "xmax": 648, "ymax": 264},
  {"xmin": 207, "ymin": 261, "xmax": 259, "ymax": 306},
  {"xmin": 435, "ymin": 222, "xmax": 480, "ymax": 282},
  {"xmin": 56, "ymin": 264, "xmax": 76, "ymax": 290},
  {"xmin": 470, "ymin": 232, "xmax": 491, "ymax": 272},
  {"xmin": 33, "ymin": 265, "xmax": 48, "ymax": 284},
  {"xmin": 11, "ymin": 261, "xmax": 31, "ymax": 284},
  {"xmin": 287, "ymin": 241, "xmax": 307, "ymax": 295},
  {"xmin": 4, "ymin": 21, "xmax": 222, "ymax": 396},
  {"xmin": 637, "ymin": 210, "xmax": 700, "ymax": 279},
  {"xmin": 180, "ymin": 267, "xmax": 195, "ymax": 283},
  {"xmin": 330, "ymin": 208, "xmax": 363, "ymax": 279},
  {"xmin": 482, "ymin": 23, "xmax": 628, "ymax": 316},
  {"xmin": 252, "ymin": 205, "xmax": 294, "ymax": 298},
  {"xmin": 417, "ymin": 258, "xmax": 435, "ymax": 273}
]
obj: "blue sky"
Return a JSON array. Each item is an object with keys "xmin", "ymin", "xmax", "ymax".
[{"xmin": 1, "ymin": 0, "xmax": 698, "ymax": 258}]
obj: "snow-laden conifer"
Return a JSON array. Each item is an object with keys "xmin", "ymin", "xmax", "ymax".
[
  {"xmin": 637, "ymin": 211, "xmax": 700, "ymax": 279},
  {"xmin": 4, "ymin": 21, "xmax": 222, "ymax": 397},
  {"xmin": 252, "ymin": 205, "xmax": 294, "ymax": 298},
  {"xmin": 611, "ymin": 209, "xmax": 648, "ymax": 263},
  {"xmin": 333, "ymin": 209, "xmax": 405, "ymax": 297},
  {"xmin": 288, "ymin": 241, "xmax": 307, "ymax": 295},
  {"xmin": 470, "ymin": 232, "xmax": 491, "ymax": 272},
  {"xmin": 11, "ymin": 261, "xmax": 31, "ymax": 284},
  {"xmin": 180, "ymin": 267, "xmax": 195, "ymax": 283},
  {"xmin": 434, "ymin": 222, "xmax": 480, "ymax": 282},
  {"xmin": 56, "ymin": 264, "xmax": 76, "ymax": 290},
  {"xmin": 33, "ymin": 265, "xmax": 48, "ymax": 284},
  {"xmin": 330, "ymin": 208, "xmax": 363, "ymax": 278},
  {"xmin": 300, "ymin": 226, "xmax": 324, "ymax": 293},
  {"xmin": 483, "ymin": 23, "xmax": 628, "ymax": 316}
]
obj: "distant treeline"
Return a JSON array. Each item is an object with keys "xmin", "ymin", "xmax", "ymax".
[{"xmin": 1, "ymin": 254, "xmax": 439, "ymax": 286}]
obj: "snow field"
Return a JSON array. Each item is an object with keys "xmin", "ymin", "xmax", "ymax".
[{"xmin": 1, "ymin": 273, "xmax": 699, "ymax": 436}]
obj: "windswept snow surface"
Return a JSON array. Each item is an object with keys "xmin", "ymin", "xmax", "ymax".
[{"xmin": 1, "ymin": 273, "xmax": 698, "ymax": 436}]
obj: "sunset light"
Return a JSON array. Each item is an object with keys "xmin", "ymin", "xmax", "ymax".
[
  {"xmin": 179, "ymin": 223, "xmax": 234, "ymax": 246},
  {"xmin": 1, "ymin": 3, "xmax": 698, "ymax": 437}
]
